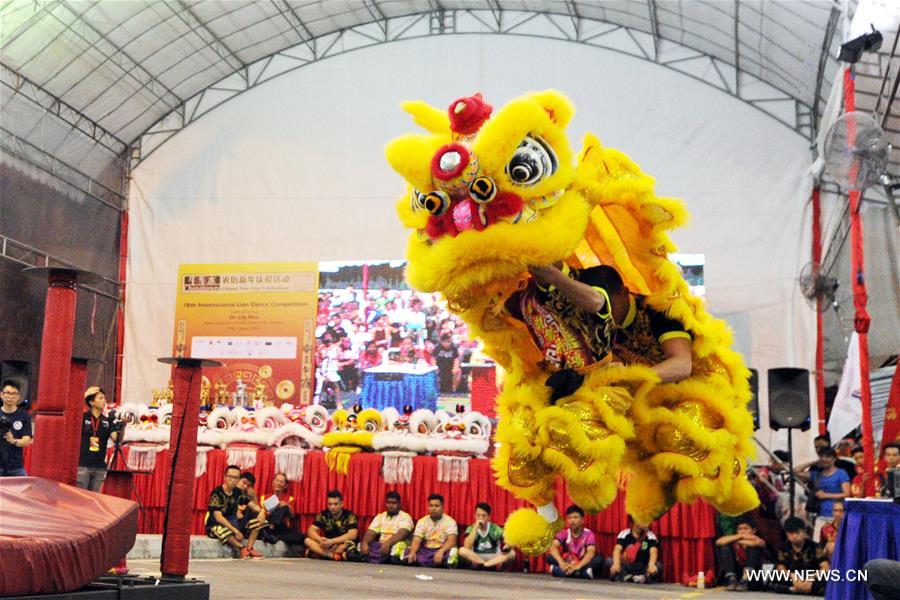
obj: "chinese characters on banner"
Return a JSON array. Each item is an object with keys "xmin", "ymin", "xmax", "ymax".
[{"xmin": 173, "ymin": 263, "xmax": 319, "ymax": 406}]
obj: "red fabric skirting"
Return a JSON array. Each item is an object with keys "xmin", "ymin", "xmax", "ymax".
[{"xmin": 114, "ymin": 447, "xmax": 716, "ymax": 583}]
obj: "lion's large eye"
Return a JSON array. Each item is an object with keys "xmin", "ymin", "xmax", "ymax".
[
  {"xmin": 506, "ymin": 135, "xmax": 558, "ymax": 186},
  {"xmin": 411, "ymin": 189, "xmax": 428, "ymax": 212}
]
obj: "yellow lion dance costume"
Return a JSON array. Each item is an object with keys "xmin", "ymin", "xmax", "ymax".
[{"xmin": 386, "ymin": 90, "xmax": 758, "ymax": 555}]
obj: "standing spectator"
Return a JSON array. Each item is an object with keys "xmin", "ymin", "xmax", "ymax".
[
  {"xmin": 0, "ymin": 379, "xmax": 32, "ymax": 476},
  {"xmin": 459, "ymin": 503, "xmax": 515, "ymax": 570},
  {"xmin": 878, "ymin": 443, "xmax": 900, "ymax": 496},
  {"xmin": 357, "ymin": 491, "xmax": 413, "ymax": 564},
  {"xmin": 819, "ymin": 500, "xmax": 844, "ymax": 561},
  {"xmin": 433, "ymin": 334, "xmax": 462, "ymax": 394},
  {"xmin": 805, "ymin": 447, "xmax": 850, "ymax": 541},
  {"xmin": 260, "ymin": 472, "xmax": 304, "ymax": 552},
  {"xmin": 771, "ymin": 517, "xmax": 829, "ymax": 596},
  {"xmin": 404, "ymin": 493, "xmax": 459, "ymax": 568},
  {"xmin": 205, "ymin": 465, "xmax": 262, "ymax": 559},
  {"xmin": 337, "ymin": 337, "xmax": 361, "ymax": 393},
  {"xmin": 305, "ymin": 489, "xmax": 359, "ymax": 560},
  {"xmin": 607, "ymin": 519, "xmax": 662, "ymax": 584},
  {"xmin": 546, "ymin": 505, "xmax": 603, "ymax": 579},
  {"xmin": 715, "ymin": 515, "xmax": 766, "ymax": 591},
  {"xmin": 76, "ymin": 387, "xmax": 118, "ymax": 491}
]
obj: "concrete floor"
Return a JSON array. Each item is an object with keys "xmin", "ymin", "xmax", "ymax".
[{"xmin": 127, "ymin": 558, "xmax": 787, "ymax": 600}]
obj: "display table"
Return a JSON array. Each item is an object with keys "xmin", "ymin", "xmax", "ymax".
[
  {"xmin": 360, "ymin": 363, "xmax": 438, "ymax": 410},
  {"xmin": 85, "ymin": 446, "xmax": 715, "ymax": 582},
  {"xmin": 827, "ymin": 499, "xmax": 900, "ymax": 600}
]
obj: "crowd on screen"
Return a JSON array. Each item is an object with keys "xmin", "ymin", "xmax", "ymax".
[{"xmin": 314, "ymin": 287, "xmax": 479, "ymax": 406}]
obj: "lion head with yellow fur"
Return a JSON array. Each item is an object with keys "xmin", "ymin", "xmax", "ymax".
[{"xmin": 386, "ymin": 90, "xmax": 589, "ymax": 301}]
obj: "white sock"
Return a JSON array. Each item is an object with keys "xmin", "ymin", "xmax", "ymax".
[{"xmin": 536, "ymin": 502, "xmax": 558, "ymax": 523}]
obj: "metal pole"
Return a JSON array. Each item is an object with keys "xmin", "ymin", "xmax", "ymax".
[{"xmin": 788, "ymin": 428, "xmax": 795, "ymax": 519}]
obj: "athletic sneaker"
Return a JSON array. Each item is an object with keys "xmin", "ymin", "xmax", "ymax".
[
  {"xmin": 447, "ymin": 547, "xmax": 459, "ymax": 568},
  {"xmin": 632, "ymin": 574, "xmax": 646, "ymax": 584},
  {"xmin": 239, "ymin": 547, "xmax": 250, "ymax": 559},
  {"xmin": 248, "ymin": 548, "xmax": 264, "ymax": 560},
  {"xmin": 623, "ymin": 573, "xmax": 634, "ymax": 583},
  {"xmin": 584, "ymin": 567, "xmax": 594, "ymax": 580}
]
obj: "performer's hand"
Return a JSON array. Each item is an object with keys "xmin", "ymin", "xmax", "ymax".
[
  {"xmin": 405, "ymin": 552, "xmax": 416, "ymax": 564},
  {"xmin": 610, "ymin": 562, "xmax": 621, "ymax": 576},
  {"xmin": 647, "ymin": 563, "xmax": 658, "ymax": 576},
  {"xmin": 360, "ymin": 543, "xmax": 369, "ymax": 556},
  {"xmin": 815, "ymin": 490, "xmax": 827, "ymax": 499},
  {"xmin": 434, "ymin": 550, "xmax": 445, "ymax": 565},
  {"xmin": 2, "ymin": 432, "xmax": 13, "ymax": 444}
]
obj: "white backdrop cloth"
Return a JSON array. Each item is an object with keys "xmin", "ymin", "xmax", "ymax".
[{"xmin": 124, "ymin": 35, "xmax": 816, "ymax": 459}]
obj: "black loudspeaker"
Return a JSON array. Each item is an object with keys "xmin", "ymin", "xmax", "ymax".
[
  {"xmin": 747, "ymin": 368, "xmax": 759, "ymax": 431},
  {"xmin": 1, "ymin": 360, "xmax": 32, "ymax": 408},
  {"xmin": 768, "ymin": 367, "xmax": 810, "ymax": 431}
]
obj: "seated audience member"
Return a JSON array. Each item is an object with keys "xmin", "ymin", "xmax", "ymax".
[
  {"xmin": 607, "ymin": 518, "xmax": 662, "ymax": 584},
  {"xmin": 547, "ymin": 505, "xmax": 603, "ymax": 580},
  {"xmin": 205, "ymin": 464, "xmax": 262, "ymax": 559},
  {"xmin": 260, "ymin": 472, "xmax": 304, "ymax": 551},
  {"xmin": 459, "ymin": 502, "xmax": 515, "ymax": 570},
  {"xmin": 715, "ymin": 515, "xmax": 766, "ymax": 591},
  {"xmin": 404, "ymin": 493, "xmax": 458, "ymax": 568},
  {"xmin": 770, "ymin": 517, "xmax": 829, "ymax": 596},
  {"xmin": 305, "ymin": 489, "xmax": 359, "ymax": 560},
  {"xmin": 808, "ymin": 447, "xmax": 850, "ymax": 541},
  {"xmin": 358, "ymin": 491, "xmax": 413, "ymax": 564},
  {"xmin": 818, "ymin": 500, "xmax": 843, "ymax": 561}
]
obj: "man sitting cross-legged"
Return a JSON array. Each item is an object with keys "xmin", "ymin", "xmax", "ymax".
[
  {"xmin": 304, "ymin": 489, "xmax": 359, "ymax": 560},
  {"xmin": 546, "ymin": 505, "xmax": 604, "ymax": 579},
  {"xmin": 458, "ymin": 502, "xmax": 516, "ymax": 571},
  {"xmin": 607, "ymin": 518, "xmax": 663, "ymax": 584},
  {"xmin": 205, "ymin": 464, "xmax": 262, "ymax": 559},
  {"xmin": 403, "ymin": 493, "xmax": 459, "ymax": 568},
  {"xmin": 354, "ymin": 491, "xmax": 414, "ymax": 563}
]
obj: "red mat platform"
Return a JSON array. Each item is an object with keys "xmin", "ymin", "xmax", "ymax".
[
  {"xmin": 103, "ymin": 447, "xmax": 715, "ymax": 582},
  {"xmin": 0, "ymin": 477, "xmax": 139, "ymax": 596}
]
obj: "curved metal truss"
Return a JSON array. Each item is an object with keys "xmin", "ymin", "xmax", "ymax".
[{"xmin": 133, "ymin": 8, "xmax": 819, "ymax": 169}]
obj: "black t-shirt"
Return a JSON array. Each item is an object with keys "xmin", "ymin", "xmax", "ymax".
[
  {"xmin": 313, "ymin": 508, "xmax": 359, "ymax": 538},
  {"xmin": 0, "ymin": 407, "xmax": 32, "ymax": 470},
  {"xmin": 206, "ymin": 485, "xmax": 246, "ymax": 528},
  {"xmin": 434, "ymin": 344, "xmax": 459, "ymax": 371},
  {"xmin": 612, "ymin": 295, "xmax": 691, "ymax": 365},
  {"xmin": 79, "ymin": 412, "xmax": 115, "ymax": 469},
  {"xmin": 777, "ymin": 539, "xmax": 827, "ymax": 571},
  {"xmin": 507, "ymin": 265, "xmax": 615, "ymax": 371},
  {"xmin": 616, "ymin": 528, "xmax": 660, "ymax": 565}
]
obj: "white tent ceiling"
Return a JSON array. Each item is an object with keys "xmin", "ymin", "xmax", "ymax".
[{"xmin": 2, "ymin": 0, "xmax": 897, "ymax": 184}]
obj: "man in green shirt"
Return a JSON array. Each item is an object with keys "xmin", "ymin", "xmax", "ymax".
[{"xmin": 458, "ymin": 503, "xmax": 515, "ymax": 570}]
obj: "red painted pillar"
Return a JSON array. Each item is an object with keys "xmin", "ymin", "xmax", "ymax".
[
  {"xmin": 158, "ymin": 357, "xmax": 220, "ymax": 580},
  {"xmin": 61, "ymin": 358, "xmax": 89, "ymax": 486},
  {"xmin": 29, "ymin": 270, "xmax": 79, "ymax": 482},
  {"xmin": 811, "ymin": 186, "xmax": 827, "ymax": 433}
]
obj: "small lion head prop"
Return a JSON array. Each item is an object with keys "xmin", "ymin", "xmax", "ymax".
[{"xmin": 386, "ymin": 91, "xmax": 589, "ymax": 303}]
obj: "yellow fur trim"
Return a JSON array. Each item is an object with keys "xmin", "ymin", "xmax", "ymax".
[{"xmin": 503, "ymin": 508, "xmax": 564, "ymax": 556}]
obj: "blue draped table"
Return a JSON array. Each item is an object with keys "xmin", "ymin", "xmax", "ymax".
[
  {"xmin": 827, "ymin": 499, "xmax": 900, "ymax": 600},
  {"xmin": 359, "ymin": 363, "xmax": 438, "ymax": 410}
]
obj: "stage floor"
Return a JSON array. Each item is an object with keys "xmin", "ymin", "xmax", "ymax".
[{"xmin": 126, "ymin": 558, "xmax": 786, "ymax": 599}]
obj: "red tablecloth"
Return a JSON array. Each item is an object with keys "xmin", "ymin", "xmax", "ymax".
[{"xmin": 97, "ymin": 447, "xmax": 715, "ymax": 582}]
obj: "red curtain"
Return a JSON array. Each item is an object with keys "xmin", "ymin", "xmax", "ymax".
[{"xmin": 115, "ymin": 447, "xmax": 716, "ymax": 583}]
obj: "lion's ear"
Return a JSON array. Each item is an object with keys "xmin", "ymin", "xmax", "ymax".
[
  {"xmin": 529, "ymin": 90, "xmax": 575, "ymax": 129},
  {"xmin": 401, "ymin": 100, "xmax": 451, "ymax": 134},
  {"xmin": 385, "ymin": 134, "xmax": 443, "ymax": 193}
]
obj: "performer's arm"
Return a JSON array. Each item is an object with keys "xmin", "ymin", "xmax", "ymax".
[
  {"xmin": 383, "ymin": 527, "xmax": 411, "ymax": 549},
  {"xmin": 653, "ymin": 337, "xmax": 693, "ymax": 383},
  {"xmin": 528, "ymin": 265, "xmax": 606, "ymax": 314}
]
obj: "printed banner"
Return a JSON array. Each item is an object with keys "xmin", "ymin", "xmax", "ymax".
[{"xmin": 173, "ymin": 262, "xmax": 319, "ymax": 406}]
